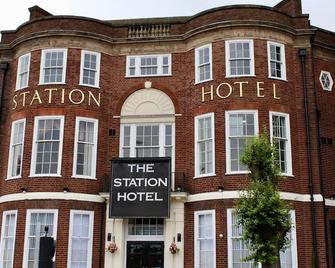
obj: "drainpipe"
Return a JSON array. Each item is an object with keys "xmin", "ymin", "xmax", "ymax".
[
  {"xmin": 0, "ymin": 61, "xmax": 9, "ymax": 115},
  {"xmin": 299, "ymin": 48, "xmax": 319, "ymax": 268},
  {"xmin": 311, "ymin": 37, "xmax": 330, "ymax": 266}
]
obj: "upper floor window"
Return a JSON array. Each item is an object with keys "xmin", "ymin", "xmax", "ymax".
[
  {"xmin": 121, "ymin": 124, "xmax": 174, "ymax": 159},
  {"xmin": 23, "ymin": 209, "xmax": 58, "ymax": 268},
  {"xmin": 0, "ymin": 210, "xmax": 17, "ymax": 268},
  {"xmin": 30, "ymin": 116, "xmax": 64, "ymax": 177},
  {"xmin": 68, "ymin": 210, "xmax": 94, "ymax": 268},
  {"xmin": 7, "ymin": 119, "xmax": 26, "ymax": 179},
  {"xmin": 73, "ymin": 117, "xmax": 98, "ymax": 179},
  {"xmin": 226, "ymin": 40, "xmax": 254, "ymax": 77},
  {"xmin": 319, "ymin": 70, "xmax": 333, "ymax": 91},
  {"xmin": 195, "ymin": 113, "xmax": 215, "ymax": 177},
  {"xmin": 195, "ymin": 44, "xmax": 212, "ymax": 83},
  {"xmin": 126, "ymin": 54, "xmax": 171, "ymax": 77},
  {"xmin": 39, "ymin": 48, "xmax": 67, "ymax": 84},
  {"xmin": 267, "ymin": 42, "xmax": 286, "ymax": 80},
  {"xmin": 225, "ymin": 110, "xmax": 258, "ymax": 174},
  {"xmin": 16, "ymin": 53, "xmax": 30, "ymax": 90},
  {"xmin": 194, "ymin": 210, "xmax": 216, "ymax": 268},
  {"xmin": 270, "ymin": 112, "xmax": 292, "ymax": 176},
  {"xmin": 80, "ymin": 50, "xmax": 101, "ymax": 88}
]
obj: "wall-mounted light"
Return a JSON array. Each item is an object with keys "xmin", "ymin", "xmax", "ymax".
[
  {"xmin": 63, "ymin": 187, "xmax": 69, "ymax": 193},
  {"xmin": 20, "ymin": 187, "xmax": 27, "ymax": 193},
  {"xmin": 218, "ymin": 186, "xmax": 224, "ymax": 192}
]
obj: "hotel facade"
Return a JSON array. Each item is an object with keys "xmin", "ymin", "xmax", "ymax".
[{"xmin": 0, "ymin": 0, "xmax": 335, "ymax": 267}]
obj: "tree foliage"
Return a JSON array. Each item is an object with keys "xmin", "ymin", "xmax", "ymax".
[{"xmin": 235, "ymin": 132, "xmax": 291, "ymax": 266}]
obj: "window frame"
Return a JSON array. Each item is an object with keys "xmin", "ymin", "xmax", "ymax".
[
  {"xmin": 7, "ymin": 118, "xmax": 26, "ymax": 180},
  {"xmin": 225, "ymin": 110, "xmax": 259, "ymax": 174},
  {"xmin": 30, "ymin": 115, "xmax": 64, "ymax": 177},
  {"xmin": 39, "ymin": 48, "xmax": 67, "ymax": 85},
  {"xmin": 0, "ymin": 210, "xmax": 17, "ymax": 268},
  {"xmin": 267, "ymin": 41, "xmax": 287, "ymax": 80},
  {"xmin": 194, "ymin": 113, "xmax": 216, "ymax": 178},
  {"xmin": 67, "ymin": 210, "xmax": 94, "ymax": 268},
  {"xmin": 269, "ymin": 112, "xmax": 293, "ymax": 176},
  {"xmin": 195, "ymin": 44, "xmax": 213, "ymax": 84},
  {"xmin": 225, "ymin": 40, "xmax": 255, "ymax": 78},
  {"xmin": 79, "ymin": 50, "xmax": 101, "ymax": 88},
  {"xmin": 194, "ymin": 210, "xmax": 216, "ymax": 268},
  {"xmin": 126, "ymin": 54, "xmax": 172, "ymax": 77},
  {"xmin": 16, "ymin": 53, "xmax": 31, "ymax": 90},
  {"xmin": 120, "ymin": 123, "xmax": 175, "ymax": 160},
  {"xmin": 72, "ymin": 117, "xmax": 99, "ymax": 179},
  {"xmin": 23, "ymin": 209, "xmax": 58, "ymax": 268}
]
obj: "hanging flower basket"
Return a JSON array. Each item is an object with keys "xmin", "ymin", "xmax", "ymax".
[
  {"xmin": 169, "ymin": 241, "xmax": 179, "ymax": 254},
  {"xmin": 107, "ymin": 242, "xmax": 118, "ymax": 253}
]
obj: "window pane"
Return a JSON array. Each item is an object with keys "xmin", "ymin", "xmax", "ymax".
[
  {"xmin": 9, "ymin": 120, "xmax": 25, "ymax": 177},
  {"xmin": 34, "ymin": 118, "xmax": 61, "ymax": 175},
  {"xmin": 229, "ymin": 113, "xmax": 256, "ymax": 172},
  {"xmin": 26, "ymin": 212, "xmax": 55, "ymax": 268}
]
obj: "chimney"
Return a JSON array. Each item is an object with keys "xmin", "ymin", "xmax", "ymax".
[
  {"xmin": 274, "ymin": 0, "xmax": 302, "ymax": 17},
  {"xmin": 28, "ymin": 6, "xmax": 52, "ymax": 21}
]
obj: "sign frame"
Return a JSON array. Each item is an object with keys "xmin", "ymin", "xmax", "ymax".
[{"xmin": 110, "ymin": 157, "xmax": 171, "ymax": 218}]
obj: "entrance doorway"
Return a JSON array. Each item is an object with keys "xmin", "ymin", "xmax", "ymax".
[{"xmin": 126, "ymin": 241, "xmax": 164, "ymax": 268}]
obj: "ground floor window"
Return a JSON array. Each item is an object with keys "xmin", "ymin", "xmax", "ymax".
[
  {"xmin": 194, "ymin": 210, "xmax": 216, "ymax": 268},
  {"xmin": 227, "ymin": 209, "xmax": 297, "ymax": 268},
  {"xmin": 23, "ymin": 209, "xmax": 58, "ymax": 268},
  {"xmin": 0, "ymin": 210, "xmax": 17, "ymax": 268},
  {"xmin": 128, "ymin": 218, "xmax": 164, "ymax": 236},
  {"xmin": 68, "ymin": 210, "xmax": 94, "ymax": 268}
]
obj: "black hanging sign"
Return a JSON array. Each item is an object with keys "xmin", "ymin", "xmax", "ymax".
[{"xmin": 110, "ymin": 158, "xmax": 171, "ymax": 218}]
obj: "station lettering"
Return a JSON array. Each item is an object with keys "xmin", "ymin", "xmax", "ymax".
[{"xmin": 12, "ymin": 88, "xmax": 101, "ymax": 109}]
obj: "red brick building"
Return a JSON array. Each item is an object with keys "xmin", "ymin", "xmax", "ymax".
[{"xmin": 0, "ymin": 0, "xmax": 335, "ymax": 267}]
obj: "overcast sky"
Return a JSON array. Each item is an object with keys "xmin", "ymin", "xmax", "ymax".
[{"xmin": 0, "ymin": 0, "xmax": 334, "ymax": 33}]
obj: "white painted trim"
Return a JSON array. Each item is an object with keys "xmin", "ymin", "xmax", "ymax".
[
  {"xmin": 0, "ymin": 210, "xmax": 17, "ymax": 268},
  {"xmin": 187, "ymin": 190, "xmax": 323, "ymax": 203},
  {"xmin": 72, "ymin": 117, "xmax": 99, "ymax": 179},
  {"xmin": 267, "ymin": 41, "xmax": 287, "ymax": 80},
  {"xmin": 23, "ymin": 209, "xmax": 58, "ymax": 268},
  {"xmin": 194, "ymin": 112, "xmax": 215, "ymax": 177},
  {"xmin": 30, "ymin": 115, "xmax": 64, "ymax": 177},
  {"xmin": 67, "ymin": 210, "xmax": 94, "ymax": 268},
  {"xmin": 39, "ymin": 48, "xmax": 67, "ymax": 85},
  {"xmin": 289, "ymin": 210, "xmax": 298, "ymax": 268},
  {"xmin": 269, "ymin": 111, "xmax": 293, "ymax": 176},
  {"xmin": 225, "ymin": 110, "xmax": 258, "ymax": 174},
  {"xmin": 324, "ymin": 198, "xmax": 335, "ymax": 206},
  {"xmin": 16, "ymin": 53, "xmax": 31, "ymax": 90},
  {"xmin": 126, "ymin": 54, "xmax": 172, "ymax": 77},
  {"xmin": 79, "ymin": 50, "xmax": 101, "ymax": 88},
  {"xmin": 7, "ymin": 118, "xmax": 26, "ymax": 179},
  {"xmin": 195, "ymin": 43, "xmax": 213, "ymax": 84},
  {"xmin": 225, "ymin": 39, "xmax": 255, "ymax": 77},
  {"xmin": 0, "ymin": 192, "xmax": 105, "ymax": 203},
  {"xmin": 194, "ymin": 210, "xmax": 216, "ymax": 268}
]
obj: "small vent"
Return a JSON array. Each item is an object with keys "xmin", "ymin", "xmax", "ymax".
[
  {"xmin": 321, "ymin": 137, "xmax": 333, "ymax": 145},
  {"xmin": 128, "ymin": 24, "xmax": 170, "ymax": 38}
]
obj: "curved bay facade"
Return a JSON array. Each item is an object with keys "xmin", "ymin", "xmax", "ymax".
[{"xmin": 1, "ymin": 0, "xmax": 335, "ymax": 267}]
